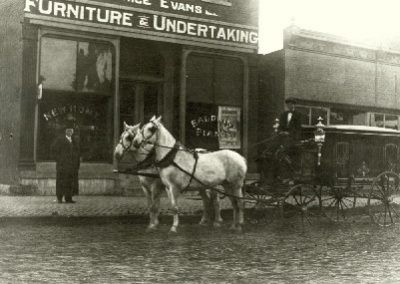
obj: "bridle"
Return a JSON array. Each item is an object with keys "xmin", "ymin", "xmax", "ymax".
[
  {"xmin": 136, "ymin": 120, "xmax": 159, "ymax": 149},
  {"xmin": 117, "ymin": 130, "xmax": 136, "ymax": 160}
]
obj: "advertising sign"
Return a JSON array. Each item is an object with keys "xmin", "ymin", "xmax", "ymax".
[
  {"xmin": 24, "ymin": 0, "xmax": 258, "ymax": 51},
  {"xmin": 217, "ymin": 106, "xmax": 241, "ymax": 149}
]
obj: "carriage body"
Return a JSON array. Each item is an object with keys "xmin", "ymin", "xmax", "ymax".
[
  {"xmin": 247, "ymin": 124, "xmax": 400, "ymax": 226},
  {"xmin": 302, "ymin": 125, "xmax": 400, "ymax": 185}
]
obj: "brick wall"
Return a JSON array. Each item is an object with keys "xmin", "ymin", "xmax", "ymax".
[
  {"xmin": 0, "ymin": 1, "xmax": 23, "ymax": 184},
  {"xmin": 284, "ymin": 27, "xmax": 400, "ymax": 112}
]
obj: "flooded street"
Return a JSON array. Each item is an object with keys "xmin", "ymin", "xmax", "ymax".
[{"xmin": 0, "ymin": 216, "xmax": 400, "ymax": 283}]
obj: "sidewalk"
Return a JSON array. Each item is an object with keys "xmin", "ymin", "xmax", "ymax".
[{"xmin": 0, "ymin": 195, "xmax": 233, "ymax": 218}]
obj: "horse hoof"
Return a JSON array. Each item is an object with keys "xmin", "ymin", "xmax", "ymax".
[
  {"xmin": 198, "ymin": 220, "xmax": 209, "ymax": 226},
  {"xmin": 169, "ymin": 227, "xmax": 178, "ymax": 234},
  {"xmin": 235, "ymin": 226, "xmax": 243, "ymax": 233},
  {"xmin": 146, "ymin": 225, "xmax": 158, "ymax": 232},
  {"xmin": 213, "ymin": 222, "xmax": 222, "ymax": 228},
  {"xmin": 229, "ymin": 225, "xmax": 243, "ymax": 233}
]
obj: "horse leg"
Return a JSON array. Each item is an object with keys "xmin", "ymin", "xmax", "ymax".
[
  {"xmin": 148, "ymin": 182, "xmax": 163, "ymax": 230},
  {"xmin": 142, "ymin": 185, "xmax": 155, "ymax": 230},
  {"xmin": 226, "ymin": 185, "xmax": 244, "ymax": 232},
  {"xmin": 151, "ymin": 182, "xmax": 164, "ymax": 227},
  {"xmin": 198, "ymin": 189, "xmax": 211, "ymax": 226},
  {"xmin": 210, "ymin": 190, "xmax": 223, "ymax": 228},
  {"xmin": 166, "ymin": 186, "xmax": 180, "ymax": 233}
]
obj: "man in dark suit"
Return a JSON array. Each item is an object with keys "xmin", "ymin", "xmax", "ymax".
[
  {"xmin": 51, "ymin": 123, "xmax": 80, "ymax": 203},
  {"xmin": 260, "ymin": 97, "xmax": 303, "ymax": 182},
  {"xmin": 278, "ymin": 97, "xmax": 302, "ymax": 142},
  {"xmin": 277, "ymin": 97, "xmax": 303, "ymax": 170}
]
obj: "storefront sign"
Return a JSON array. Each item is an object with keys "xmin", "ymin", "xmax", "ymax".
[
  {"xmin": 42, "ymin": 104, "xmax": 100, "ymax": 122},
  {"xmin": 217, "ymin": 106, "xmax": 241, "ymax": 149},
  {"xmin": 190, "ymin": 114, "xmax": 218, "ymax": 138},
  {"xmin": 24, "ymin": 0, "xmax": 258, "ymax": 50}
]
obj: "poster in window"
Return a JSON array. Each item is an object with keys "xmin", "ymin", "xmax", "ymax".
[{"xmin": 218, "ymin": 106, "xmax": 241, "ymax": 149}]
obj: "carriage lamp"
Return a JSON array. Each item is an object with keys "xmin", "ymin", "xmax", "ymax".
[
  {"xmin": 314, "ymin": 117, "xmax": 325, "ymax": 166},
  {"xmin": 273, "ymin": 118, "xmax": 280, "ymax": 133}
]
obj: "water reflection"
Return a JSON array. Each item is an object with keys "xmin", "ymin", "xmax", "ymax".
[{"xmin": 0, "ymin": 218, "xmax": 399, "ymax": 283}]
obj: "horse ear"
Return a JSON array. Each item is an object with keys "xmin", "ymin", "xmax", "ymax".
[
  {"xmin": 132, "ymin": 123, "xmax": 141, "ymax": 131},
  {"xmin": 149, "ymin": 115, "xmax": 156, "ymax": 122},
  {"xmin": 123, "ymin": 121, "xmax": 128, "ymax": 130},
  {"xmin": 156, "ymin": 116, "xmax": 162, "ymax": 123}
]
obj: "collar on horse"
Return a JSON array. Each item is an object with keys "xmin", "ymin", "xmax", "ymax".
[
  {"xmin": 154, "ymin": 141, "xmax": 182, "ymax": 168},
  {"xmin": 154, "ymin": 141, "xmax": 200, "ymax": 192},
  {"xmin": 135, "ymin": 148, "xmax": 156, "ymax": 170}
]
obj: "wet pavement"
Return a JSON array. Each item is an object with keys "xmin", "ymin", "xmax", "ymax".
[
  {"xmin": 0, "ymin": 216, "xmax": 399, "ymax": 283},
  {"xmin": 1, "ymin": 195, "xmax": 400, "ymax": 283}
]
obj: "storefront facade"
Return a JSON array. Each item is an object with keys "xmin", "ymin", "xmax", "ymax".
[{"xmin": 0, "ymin": 0, "xmax": 259, "ymax": 193}]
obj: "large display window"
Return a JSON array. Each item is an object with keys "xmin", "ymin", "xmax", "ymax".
[
  {"xmin": 37, "ymin": 35, "xmax": 115, "ymax": 162},
  {"xmin": 185, "ymin": 53, "xmax": 243, "ymax": 150}
]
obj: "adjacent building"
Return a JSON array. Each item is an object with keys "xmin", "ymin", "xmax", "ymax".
[{"xmin": 259, "ymin": 25, "xmax": 400, "ymax": 137}]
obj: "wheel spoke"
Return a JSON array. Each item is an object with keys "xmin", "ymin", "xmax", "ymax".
[{"xmin": 390, "ymin": 204, "xmax": 400, "ymax": 218}]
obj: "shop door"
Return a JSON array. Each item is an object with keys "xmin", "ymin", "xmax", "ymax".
[{"xmin": 118, "ymin": 81, "xmax": 162, "ymax": 167}]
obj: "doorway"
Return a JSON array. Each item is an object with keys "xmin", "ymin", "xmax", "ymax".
[{"xmin": 118, "ymin": 80, "xmax": 163, "ymax": 166}]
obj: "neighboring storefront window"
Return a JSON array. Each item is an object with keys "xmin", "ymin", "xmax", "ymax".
[
  {"xmin": 38, "ymin": 36, "xmax": 114, "ymax": 162},
  {"xmin": 330, "ymin": 109, "xmax": 366, "ymax": 125},
  {"xmin": 186, "ymin": 54, "xmax": 243, "ymax": 150},
  {"xmin": 370, "ymin": 113, "xmax": 399, "ymax": 129},
  {"xmin": 296, "ymin": 105, "xmax": 329, "ymax": 126}
]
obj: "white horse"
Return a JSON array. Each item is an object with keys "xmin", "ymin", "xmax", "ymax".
[
  {"xmin": 114, "ymin": 122, "xmax": 223, "ymax": 230},
  {"xmin": 132, "ymin": 116, "xmax": 247, "ymax": 233}
]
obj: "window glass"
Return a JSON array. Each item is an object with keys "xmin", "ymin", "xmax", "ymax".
[
  {"xmin": 38, "ymin": 36, "xmax": 114, "ymax": 162},
  {"xmin": 38, "ymin": 94, "xmax": 112, "ymax": 162},
  {"xmin": 40, "ymin": 37, "xmax": 76, "ymax": 91},
  {"xmin": 370, "ymin": 113, "xmax": 384, "ymax": 128},
  {"xmin": 76, "ymin": 42, "xmax": 113, "ymax": 93},
  {"xmin": 186, "ymin": 54, "xmax": 243, "ymax": 150},
  {"xmin": 385, "ymin": 115, "xmax": 398, "ymax": 130},
  {"xmin": 311, "ymin": 108, "xmax": 328, "ymax": 125}
]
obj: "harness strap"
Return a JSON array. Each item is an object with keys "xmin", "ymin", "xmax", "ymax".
[
  {"xmin": 135, "ymin": 149, "xmax": 156, "ymax": 170},
  {"xmin": 175, "ymin": 151, "xmax": 199, "ymax": 193},
  {"xmin": 154, "ymin": 141, "xmax": 181, "ymax": 168}
]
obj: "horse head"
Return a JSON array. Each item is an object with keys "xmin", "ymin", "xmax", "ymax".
[
  {"xmin": 114, "ymin": 121, "xmax": 141, "ymax": 161},
  {"xmin": 133, "ymin": 116, "xmax": 162, "ymax": 149}
]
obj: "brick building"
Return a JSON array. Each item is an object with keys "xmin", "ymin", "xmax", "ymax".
[
  {"xmin": 0, "ymin": 0, "xmax": 259, "ymax": 194},
  {"xmin": 259, "ymin": 25, "xmax": 400, "ymax": 138}
]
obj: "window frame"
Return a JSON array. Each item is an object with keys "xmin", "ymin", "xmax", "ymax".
[
  {"xmin": 296, "ymin": 104, "xmax": 330, "ymax": 126},
  {"xmin": 36, "ymin": 29, "xmax": 118, "ymax": 163},
  {"xmin": 369, "ymin": 112, "xmax": 400, "ymax": 129}
]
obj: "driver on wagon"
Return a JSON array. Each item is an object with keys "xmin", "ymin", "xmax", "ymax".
[
  {"xmin": 278, "ymin": 97, "xmax": 302, "ymax": 142},
  {"xmin": 261, "ymin": 97, "xmax": 302, "ymax": 181}
]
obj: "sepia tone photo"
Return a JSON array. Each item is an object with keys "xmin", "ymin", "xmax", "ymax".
[{"xmin": 1, "ymin": 0, "xmax": 400, "ymax": 283}]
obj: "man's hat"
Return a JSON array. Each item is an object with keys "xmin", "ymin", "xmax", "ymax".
[
  {"xmin": 285, "ymin": 97, "xmax": 297, "ymax": 104},
  {"xmin": 64, "ymin": 120, "xmax": 75, "ymax": 130}
]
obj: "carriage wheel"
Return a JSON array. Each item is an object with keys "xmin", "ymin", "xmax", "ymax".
[
  {"xmin": 244, "ymin": 181, "xmax": 281, "ymax": 224},
  {"xmin": 368, "ymin": 171, "xmax": 400, "ymax": 227},
  {"xmin": 284, "ymin": 184, "xmax": 322, "ymax": 224},
  {"xmin": 321, "ymin": 186, "xmax": 356, "ymax": 222}
]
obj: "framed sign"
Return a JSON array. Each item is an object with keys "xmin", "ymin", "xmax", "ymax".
[{"xmin": 217, "ymin": 106, "xmax": 241, "ymax": 149}]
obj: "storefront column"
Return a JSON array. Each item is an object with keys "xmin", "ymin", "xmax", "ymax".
[
  {"xmin": 179, "ymin": 49, "xmax": 190, "ymax": 144},
  {"xmin": 18, "ymin": 23, "xmax": 38, "ymax": 169},
  {"xmin": 112, "ymin": 38, "xmax": 120, "ymax": 170}
]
